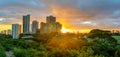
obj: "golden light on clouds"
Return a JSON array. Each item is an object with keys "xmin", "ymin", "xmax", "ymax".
[
  {"xmin": 50, "ymin": 6, "xmax": 93, "ymax": 33},
  {"xmin": 0, "ymin": 24, "xmax": 11, "ymax": 31},
  {"xmin": 61, "ymin": 26, "xmax": 91, "ymax": 33},
  {"xmin": 79, "ymin": 29, "xmax": 91, "ymax": 33}
]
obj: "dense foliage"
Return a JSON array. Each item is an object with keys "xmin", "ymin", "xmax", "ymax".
[
  {"xmin": 0, "ymin": 44, "xmax": 6, "ymax": 57},
  {"xmin": 0, "ymin": 29, "xmax": 119, "ymax": 57}
]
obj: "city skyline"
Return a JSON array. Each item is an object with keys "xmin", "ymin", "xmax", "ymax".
[
  {"xmin": 0, "ymin": 14, "xmax": 94, "ymax": 33},
  {"xmin": 0, "ymin": 0, "xmax": 120, "ymax": 33},
  {"xmin": 0, "ymin": 15, "xmax": 63, "ymax": 38},
  {"xmin": 1, "ymin": 14, "xmax": 120, "ymax": 33}
]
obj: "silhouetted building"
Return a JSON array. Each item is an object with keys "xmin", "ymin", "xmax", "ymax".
[
  {"xmin": 32, "ymin": 20, "xmax": 39, "ymax": 33},
  {"xmin": 40, "ymin": 15, "xmax": 62, "ymax": 33},
  {"xmin": 12, "ymin": 24, "xmax": 21, "ymax": 39},
  {"xmin": 23, "ymin": 14, "xmax": 30, "ymax": 34}
]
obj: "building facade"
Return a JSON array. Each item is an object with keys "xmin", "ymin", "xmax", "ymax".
[
  {"xmin": 12, "ymin": 24, "xmax": 21, "ymax": 39},
  {"xmin": 46, "ymin": 16, "xmax": 56, "ymax": 23},
  {"xmin": 40, "ymin": 15, "xmax": 62, "ymax": 33},
  {"xmin": 32, "ymin": 20, "xmax": 39, "ymax": 33},
  {"xmin": 23, "ymin": 14, "xmax": 30, "ymax": 34}
]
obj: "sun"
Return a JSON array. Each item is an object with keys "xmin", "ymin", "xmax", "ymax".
[
  {"xmin": 61, "ymin": 27, "xmax": 69, "ymax": 33},
  {"xmin": 61, "ymin": 27, "xmax": 72, "ymax": 33}
]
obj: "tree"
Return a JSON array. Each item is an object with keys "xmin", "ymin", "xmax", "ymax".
[
  {"xmin": 0, "ymin": 44, "xmax": 6, "ymax": 57},
  {"xmin": 87, "ymin": 29, "xmax": 111, "ymax": 38},
  {"xmin": 90, "ymin": 38, "xmax": 117, "ymax": 57},
  {"xmin": 33, "ymin": 30, "xmax": 57, "ymax": 44}
]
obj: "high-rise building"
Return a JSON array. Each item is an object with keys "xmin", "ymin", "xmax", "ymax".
[
  {"xmin": 56, "ymin": 22, "xmax": 62, "ymax": 33},
  {"xmin": 46, "ymin": 15, "xmax": 56, "ymax": 23},
  {"xmin": 40, "ymin": 22, "xmax": 48, "ymax": 33},
  {"xmin": 12, "ymin": 24, "xmax": 21, "ymax": 39},
  {"xmin": 23, "ymin": 14, "xmax": 30, "ymax": 34},
  {"xmin": 32, "ymin": 20, "xmax": 38, "ymax": 33},
  {"xmin": 40, "ymin": 15, "xmax": 62, "ymax": 33}
]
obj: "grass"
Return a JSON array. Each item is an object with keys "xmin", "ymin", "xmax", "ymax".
[{"xmin": 112, "ymin": 36, "xmax": 120, "ymax": 44}]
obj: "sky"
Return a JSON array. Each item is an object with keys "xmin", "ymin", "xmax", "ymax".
[{"xmin": 0, "ymin": 0, "xmax": 120, "ymax": 32}]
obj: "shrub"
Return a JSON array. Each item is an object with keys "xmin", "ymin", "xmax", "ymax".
[
  {"xmin": 13, "ymin": 47, "xmax": 28, "ymax": 57},
  {"xmin": 65, "ymin": 48, "xmax": 105, "ymax": 57},
  {"xmin": 13, "ymin": 47, "xmax": 44, "ymax": 57},
  {"xmin": 91, "ymin": 38, "xmax": 117, "ymax": 57},
  {"xmin": 0, "ymin": 44, "xmax": 6, "ymax": 57}
]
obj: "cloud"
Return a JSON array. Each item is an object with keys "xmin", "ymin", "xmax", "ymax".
[
  {"xmin": 0, "ymin": 0, "xmax": 120, "ymax": 30},
  {"xmin": 0, "ymin": 0, "xmax": 45, "ymax": 8}
]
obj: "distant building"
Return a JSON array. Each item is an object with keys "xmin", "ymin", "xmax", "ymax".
[
  {"xmin": 7, "ymin": 29, "xmax": 12, "ymax": 35},
  {"xmin": 1, "ymin": 30, "xmax": 7, "ymax": 34},
  {"xmin": 23, "ymin": 14, "xmax": 30, "ymax": 34},
  {"xmin": 12, "ymin": 24, "xmax": 21, "ymax": 39},
  {"xmin": 40, "ymin": 22, "xmax": 48, "ymax": 33},
  {"xmin": 40, "ymin": 15, "xmax": 62, "ymax": 33},
  {"xmin": 32, "ymin": 20, "xmax": 39, "ymax": 33},
  {"xmin": 46, "ymin": 16, "xmax": 56, "ymax": 23}
]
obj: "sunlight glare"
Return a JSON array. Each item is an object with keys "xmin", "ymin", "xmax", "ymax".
[{"xmin": 61, "ymin": 27, "xmax": 70, "ymax": 33}]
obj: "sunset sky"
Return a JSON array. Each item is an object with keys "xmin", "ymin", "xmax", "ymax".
[{"xmin": 0, "ymin": 0, "xmax": 120, "ymax": 33}]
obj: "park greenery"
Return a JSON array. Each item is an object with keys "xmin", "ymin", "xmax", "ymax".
[{"xmin": 0, "ymin": 29, "xmax": 120, "ymax": 57}]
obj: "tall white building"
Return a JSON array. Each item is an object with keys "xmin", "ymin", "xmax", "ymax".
[
  {"xmin": 32, "ymin": 20, "xmax": 38, "ymax": 34},
  {"xmin": 23, "ymin": 14, "xmax": 30, "ymax": 34},
  {"xmin": 12, "ymin": 24, "xmax": 21, "ymax": 39}
]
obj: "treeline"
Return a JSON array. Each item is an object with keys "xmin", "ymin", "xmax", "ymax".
[{"xmin": 0, "ymin": 29, "xmax": 120, "ymax": 57}]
